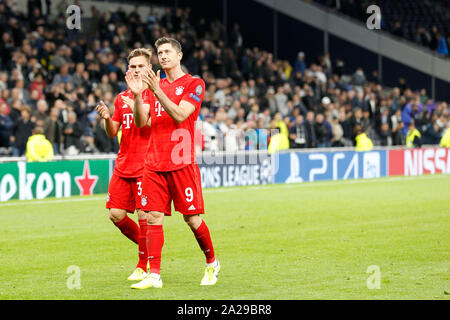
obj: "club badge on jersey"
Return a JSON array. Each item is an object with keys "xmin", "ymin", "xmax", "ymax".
[{"xmin": 176, "ymin": 86, "xmax": 184, "ymax": 96}]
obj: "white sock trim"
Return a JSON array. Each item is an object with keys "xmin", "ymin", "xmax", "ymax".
[{"xmin": 206, "ymin": 259, "xmax": 218, "ymax": 267}]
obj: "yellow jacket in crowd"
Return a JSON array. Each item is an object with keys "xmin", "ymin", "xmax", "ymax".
[
  {"xmin": 355, "ymin": 132, "xmax": 373, "ymax": 151},
  {"xmin": 406, "ymin": 128, "xmax": 421, "ymax": 148},
  {"xmin": 268, "ymin": 132, "xmax": 290, "ymax": 154},
  {"xmin": 276, "ymin": 120, "xmax": 289, "ymax": 139},
  {"xmin": 26, "ymin": 134, "xmax": 54, "ymax": 162},
  {"xmin": 440, "ymin": 128, "xmax": 450, "ymax": 148}
]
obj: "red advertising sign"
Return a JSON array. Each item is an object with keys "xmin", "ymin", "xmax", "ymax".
[{"xmin": 388, "ymin": 148, "xmax": 449, "ymax": 176}]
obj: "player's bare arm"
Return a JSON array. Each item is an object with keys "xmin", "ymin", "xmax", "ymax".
[
  {"xmin": 95, "ymin": 100, "xmax": 120, "ymax": 138},
  {"xmin": 143, "ymin": 67, "xmax": 195, "ymax": 124},
  {"xmin": 126, "ymin": 70, "xmax": 150, "ymax": 128},
  {"xmin": 122, "ymin": 95, "xmax": 151, "ymax": 128}
]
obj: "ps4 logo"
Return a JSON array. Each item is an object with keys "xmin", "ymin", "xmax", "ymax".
[{"xmin": 282, "ymin": 152, "xmax": 381, "ymax": 183}]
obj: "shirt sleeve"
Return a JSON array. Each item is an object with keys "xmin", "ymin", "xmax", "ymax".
[{"xmin": 181, "ymin": 78, "xmax": 205, "ymax": 111}]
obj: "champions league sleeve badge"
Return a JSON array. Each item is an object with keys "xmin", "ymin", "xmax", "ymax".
[{"xmin": 195, "ymin": 85, "xmax": 203, "ymax": 96}]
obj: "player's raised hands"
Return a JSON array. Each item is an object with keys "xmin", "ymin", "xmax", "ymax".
[
  {"xmin": 95, "ymin": 100, "xmax": 111, "ymax": 120},
  {"xmin": 142, "ymin": 66, "xmax": 160, "ymax": 93},
  {"xmin": 125, "ymin": 70, "xmax": 145, "ymax": 95}
]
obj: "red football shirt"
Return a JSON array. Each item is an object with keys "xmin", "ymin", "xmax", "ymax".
[
  {"xmin": 112, "ymin": 88, "xmax": 153, "ymax": 178},
  {"xmin": 145, "ymin": 73, "xmax": 205, "ymax": 172}
]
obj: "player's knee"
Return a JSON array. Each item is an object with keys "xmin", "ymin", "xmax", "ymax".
[
  {"xmin": 184, "ymin": 214, "xmax": 202, "ymax": 230},
  {"xmin": 146, "ymin": 211, "xmax": 164, "ymax": 225},
  {"xmin": 109, "ymin": 210, "xmax": 126, "ymax": 223}
]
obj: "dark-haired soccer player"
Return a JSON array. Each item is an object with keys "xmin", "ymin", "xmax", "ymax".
[
  {"xmin": 95, "ymin": 48, "xmax": 154, "ymax": 281},
  {"xmin": 127, "ymin": 37, "xmax": 219, "ymax": 289}
]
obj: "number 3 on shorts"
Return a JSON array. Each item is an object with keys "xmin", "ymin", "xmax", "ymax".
[
  {"xmin": 185, "ymin": 187, "xmax": 193, "ymax": 202},
  {"xmin": 137, "ymin": 181, "xmax": 143, "ymax": 196}
]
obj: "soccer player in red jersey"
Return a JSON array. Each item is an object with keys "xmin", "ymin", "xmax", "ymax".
[
  {"xmin": 95, "ymin": 48, "xmax": 154, "ymax": 281},
  {"xmin": 127, "ymin": 37, "xmax": 219, "ymax": 289}
]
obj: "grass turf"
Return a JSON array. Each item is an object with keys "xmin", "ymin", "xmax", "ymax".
[{"xmin": 0, "ymin": 174, "xmax": 449, "ymax": 300}]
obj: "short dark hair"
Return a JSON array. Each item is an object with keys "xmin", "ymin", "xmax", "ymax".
[{"xmin": 155, "ymin": 37, "xmax": 182, "ymax": 53}]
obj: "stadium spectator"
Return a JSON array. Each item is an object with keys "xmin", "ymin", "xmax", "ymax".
[
  {"xmin": 11, "ymin": 105, "xmax": 35, "ymax": 156},
  {"xmin": 436, "ymin": 33, "xmax": 449, "ymax": 57},
  {"xmin": 62, "ymin": 111, "xmax": 83, "ymax": 154},
  {"xmin": 440, "ymin": 125, "xmax": 450, "ymax": 147},
  {"xmin": 330, "ymin": 115, "xmax": 345, "ymax": 147},
  {"xmin": 25, "ymin": 126, "xmax": 53, "ymax": 162},
  {"xmin": 294, "ymin": 51, "xmax": 307, "ymax": 75},
  {"xmin": 33, "ymin": 99, "xmax": 49, "ymax": 124},
  {"xmin": 405, "ymin": 121, "xmax": 422, "ymax": 148},
  {"xmin": 202, "ymin": 114, "xmax": 220, "ymax": 151},
  {"xmin": 422, "ymin": 122, "xmax": 442, "ymax": 145},
  {"xmin": 303, "ymin": 110, "xmax": 317, "ymax": 148},
  {"xmin": 314, "ymin": 113, "xmax": 332, "ymax": 148},
  {"xmin": 274, "ymin": 86, "xmax": 288, "ymax": 116},
  {"xmin": 268, "ymin": 121, "xmax": 289, "ymax": 154},
  {"xmin": 354, "ymin": 124, "xmax": 373, "ymax": 151},
  {"xmin": 42, "ymin": 106, "xmax": 62, "ymax": 155},
  {"xmin": 0, "ymin": 101, "xmax": 14, "ymax": 149},
  {"xmin": 289, "ymin": 114, "xmax": 307, "ymax": 148},
  {"xmin": 379, "ymin": 122, "xmax": 393, "ymax": 147}
]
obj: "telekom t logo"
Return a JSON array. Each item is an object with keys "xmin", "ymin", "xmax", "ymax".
[
  {"xmin": 123, "ymin": 113, "xmax": 134, "ymax": 129},
  {"xmin": 155, "ymin": 101, "xmax": 165, "ymax": 117}
]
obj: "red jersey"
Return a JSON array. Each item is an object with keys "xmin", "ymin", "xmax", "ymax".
[
  {"xmin": 112, "ymin": 88, "xmax": 153, "ymax": 178},
  {"xmin": 145, "ymin": 73, "xmax": 205, "ymax": 172}
]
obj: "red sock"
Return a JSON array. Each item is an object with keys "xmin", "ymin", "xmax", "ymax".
[
  {"xmin": 113, "ymin": 215, "xmax": 139, "ymax": 244},
  {"xmin": 192, "ymin": 220, "xmax": 215, "ymax": 264},
  {"xmin": 147, "ymin": 225, "xmax": 164, "ymax": 274},
  {"xmin": 136, "ymin": 219, "xmax": 149, "ymax": 271}
]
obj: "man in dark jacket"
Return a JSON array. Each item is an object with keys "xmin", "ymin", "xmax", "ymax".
[
  {"xmin": 43, "ymin": 107, "xmax": 62, "ymax": 154},
  {"xmin": 304, "ymin": 111, "xmax": 316, "ymax": 148},
  {"xmin": 289, "ymin": 114, "xmax": 307, "ymax": 148},
  {"xmin": 12, "ymin": 106, "xmax": 35, "ymax": 156},
  {"xmin": 314, "ymin": 113, "xmax": 332, "ymax": 148},
  {"xmin": 0, "ymin": 102, "xmax": 14, "ymax": 148},
  {"xmin": 63, "ymin": 111, "xmax": 83, "ymax": 153}
]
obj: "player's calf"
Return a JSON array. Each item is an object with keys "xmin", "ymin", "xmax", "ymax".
[{"xmin": 109, "ymin": 209, "xmax": 139, "ymax": 244}]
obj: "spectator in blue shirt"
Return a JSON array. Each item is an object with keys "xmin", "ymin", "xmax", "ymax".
[
  {"xmin": 436, "ymin": 33, "xmax": 449, "ymax": 56},
  {"xmin": 294, "ymin": 51, "xmax": 306, "ymax": 75}
]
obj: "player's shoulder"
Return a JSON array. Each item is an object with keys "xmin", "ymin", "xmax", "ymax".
[
  {"xmin": 116, "ymin": 89, "xmax": 132, "ymax": 101},
  {"xmin": 184, "ymin": 74, "xmax": 205, "ymax": 98},
  {"xmin": 185, "ymin": 73, "xmax": 205, "ymax": 86}
]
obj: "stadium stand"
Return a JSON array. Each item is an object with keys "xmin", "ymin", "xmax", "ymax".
[
  {"xmin": 311, "ymin": 0, "xmax": 450, "ymax": 57},
  {"xmin": 0, "ymin": 0, "xmax": 448, "ymax": 158}
]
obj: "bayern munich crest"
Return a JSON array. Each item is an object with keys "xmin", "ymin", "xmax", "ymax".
[
  {"xmin": 141, "ymin": 195, "xmax": 148, "ymax": 207},
  {"xmin": 175, "ymin": 86, "xmax": 184, "ymax": 95}
]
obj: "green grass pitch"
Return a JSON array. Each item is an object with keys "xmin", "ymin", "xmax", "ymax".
[{"xmin": 0, "ymin": 175, "xmax": 449, "ymax": 300}]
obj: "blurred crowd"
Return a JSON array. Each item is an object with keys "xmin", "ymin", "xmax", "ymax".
[
  {"xmin": 312, "ymin": 0, "xmax": 450, "ymax": 57},
  {"xmin": 0, "ymin": 0, "xmax": 449, "ymax": 160}
]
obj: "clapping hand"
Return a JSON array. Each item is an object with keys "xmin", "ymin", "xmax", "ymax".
[
  {"xmin": 142, "ymin": 66, "xmax": 161, "ymax": 93},
  {"xmin": 125, "ymin": 70, "xmax": 145, "ymax": 95},
  {"xmin": 95, "ymin": 101, "xmax": 111, "ymax": 120}
]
